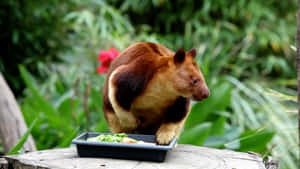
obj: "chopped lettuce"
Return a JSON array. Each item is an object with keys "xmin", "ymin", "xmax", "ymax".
[
  {"xmin": 87, "ymin": 133, "xmax": 127, "ymax": 143},
  {"xmin": 86, "ymin": 133, "xmax": 155, "ymax": 145}
]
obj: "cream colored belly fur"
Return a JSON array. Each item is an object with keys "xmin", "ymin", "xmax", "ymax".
[{"xmin": 130, "ymin": 75, "xmax": 178, "ymax": 127}]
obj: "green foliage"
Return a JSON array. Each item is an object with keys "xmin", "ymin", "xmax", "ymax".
[
  {"xmin": 185, "ymin": 82, "xmax": 232, "ymax": 129},
  {"xmin": 0, "ymin": 0, "xmax": 74, "ymax": 93},
  {"xmin": 19, "ymin": 65, "xmax": 109, "ymax": 149},
  {"xmin": 7, "ymin": 119, "xmax": 37, "ymax": 155},
  {"xmin": 238, "ymin": 129, "xmax": 275, "ymax": 154},
  {"xmin": 210, "ymin": 116, "xmax": 226, "ymax": 136},
  {"xmin": 112, "ymin": 0, "xmax": 297, "ymax": 80},
  {"xmin": 179, "ymin": 123, "xmax": 212, "ymax": 145},
  {"xmin": 179, "ymin": 81, "xmax": 275, "ymax": 154},
  {"xmin": 229, "ymin": 78, "xmax": 298, "ymax": 169},
  {"xmin": 0, "ymin": 146, "xmax": 3, "ymax": 155},
  {"xmin": 204, "ymin": 127, "xmax": 241, "ymax": 149}
]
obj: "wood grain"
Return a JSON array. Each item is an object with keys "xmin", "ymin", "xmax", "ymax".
[
  {"xmin": 0, "ymin": 158, "xmax": 8, "ymax": 169},
  {"xmin": 5, "ymin": 145, "xmax": 276, "ymax": 169}
]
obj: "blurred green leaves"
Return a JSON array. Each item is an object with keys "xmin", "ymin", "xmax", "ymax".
[
  {"xmin": 178, "ymin": 79, "xmax": 275, "ymax": 154},
  {"xmin": 19, "ymin": 65, "xmax": 108, "ymax": 149},
  {"xmin": 0, "ymin": 0, "xmax": 73, "ymax": 93},
  {"xmin": 7, "ymin": 119, "xmax": 37, "ymax": 155},
  {"xmin": 238, "ymin": 129, "xmax": 275, "ymax": 154},
  {"xmin": 179, "ymin": 123, "xmax": 211, "ymax": 145},
  {"xmin": 210, "ymin": 116, "xmax": 226, "ymax": 136},
  {"xmin": 185, "ymin": 82, "xmax": 232, "ymax": 129}
]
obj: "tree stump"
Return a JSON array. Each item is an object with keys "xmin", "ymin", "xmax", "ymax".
[
  {"xmin": 0, "ymin": 72, "xmax": 36, "ymax": 153},
  {"xmin": 0, "ymin": 158, "xmax": 8, "ymax": 169},
  {"xmin": 4, "ymin": 145, "xmax": 278, "ymax": 169}
]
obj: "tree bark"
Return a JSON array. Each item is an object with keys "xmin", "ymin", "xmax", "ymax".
[
  {"xmin": 297, "ymin": 0, "xmax": 300, "ymax": 167},
  {"xmin": 0, "ymin": 72, "xmax": 36, "ymax": 153}
]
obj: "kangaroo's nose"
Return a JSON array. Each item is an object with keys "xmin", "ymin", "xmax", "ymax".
[{"xmin": 201, "ymin": 86, "xmax": 210, "ymax": 99}]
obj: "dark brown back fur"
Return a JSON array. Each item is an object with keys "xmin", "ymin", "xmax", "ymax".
[{"xmin": 102, "ymin": 42, "xmax": 173, "ymax": 118}]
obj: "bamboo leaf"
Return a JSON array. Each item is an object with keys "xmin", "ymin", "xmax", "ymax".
[
  {"xmin": 179, "ymin": 123, "xmax": 212, "ymax": 145},
  {"xmin": 7, "ymin": 119, "xmax": 37, "ymax": 155},
  {"xmin": 185, "ymin": 83, "xmax": 232, "ymax": 129},
  {"xmin": 210, "ymin": 116, "xmax": 226, "ymax": 136},
  {"xmin": 57, "ymin": 128, "xmax": 79, "ymax": 148}
]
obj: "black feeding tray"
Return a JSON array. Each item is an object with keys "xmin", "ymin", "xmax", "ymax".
[{"xmin": 71, "ymin": 132, "xmax": 177, "ymax": 162}]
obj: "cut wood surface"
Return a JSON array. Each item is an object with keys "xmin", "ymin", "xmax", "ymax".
[
  {"xmin": 4, "ymin": 144, "xmax": 277, "ymax": 169},
  {"xmin": 0, "ymin": 158, "xmax": 8, "ymax": 169},
  {"xmin": 0, "ymin": 72, "xmax": 36, "ymax": 153}
]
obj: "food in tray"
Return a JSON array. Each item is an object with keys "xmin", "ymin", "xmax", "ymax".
[{"xmin": 87, "ymin": 133, "xmax": 156, "ymax": 145}]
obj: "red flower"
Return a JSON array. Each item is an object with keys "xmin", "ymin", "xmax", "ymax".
[
  {"xmin": 97, "ymin": 47, "xmax": 119, "ymax": 74},
  {"xmin": 97, "ymin": 66, "xmax": 108, "ymax": 74}
]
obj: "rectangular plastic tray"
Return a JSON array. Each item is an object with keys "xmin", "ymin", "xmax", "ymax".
[{"xmin": 71, "ymin": 132, "xmax": 177, "ymax": 162}]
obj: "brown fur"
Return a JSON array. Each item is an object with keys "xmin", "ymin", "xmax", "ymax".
[{"xmin": 103, "ymin": 42, "xmax": 209, "ymax": 144}]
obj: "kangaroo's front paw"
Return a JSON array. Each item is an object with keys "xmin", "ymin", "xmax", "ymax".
[{"xmin": 156, "ymin": 130, "xmax": 175, "ymax": 145}]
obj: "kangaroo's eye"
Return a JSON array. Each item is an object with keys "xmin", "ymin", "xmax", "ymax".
[{"xmin": 192, "ymin": 79, "xmax": 198, "ymax": 84}]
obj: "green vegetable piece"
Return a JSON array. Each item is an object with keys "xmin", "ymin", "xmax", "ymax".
[
  {"xmin": 87, "ymin": 137, "xmax": 98, "ymax": 141},
  {"xmin": 86, "ymin": 133, "xmax": 130, "ymax": 143}
]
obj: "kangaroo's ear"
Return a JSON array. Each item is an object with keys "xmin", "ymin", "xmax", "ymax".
[
  {"xmin": 174, "ymin": 48, "xmax": 185, "ymax": 64},
  {"xmin": 188, "ymin": 48, "xmax": 196, "ymax": 58}
]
